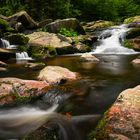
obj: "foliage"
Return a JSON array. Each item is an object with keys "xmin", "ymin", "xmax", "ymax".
[
  {"xmin": 0, "ymin": 0, "xmax": 140, "ymax": 22},
  {"xmin": 59, "ymin": 28, "xmax": 78, "ymax": 37},
  {"xmin": 123, "ymin": 40, "xmax": 133, "ymax": 49}
]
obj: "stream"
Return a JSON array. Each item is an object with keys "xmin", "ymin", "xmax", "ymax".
[{"xmin": 0, "ymin": 24, "xmax": 140, "ymax": 139}]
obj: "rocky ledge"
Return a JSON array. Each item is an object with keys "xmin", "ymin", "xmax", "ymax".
[{"xmin": 90, "ymin": 85, "xmax": 140, "ymax": 140}]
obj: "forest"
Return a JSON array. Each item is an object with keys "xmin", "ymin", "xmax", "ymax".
[{"xmin": 0, "ymin": 0, "xmax": 140, "ymax": 21}]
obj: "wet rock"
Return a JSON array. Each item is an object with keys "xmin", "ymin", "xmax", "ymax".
[
  {"xmin": 0, "ymin": 61, "xmax": 8, "ymax": 67},
  {"xmin": 80, "ymin": 54, "xmax": 99, "ymax": 62},
  {"xmin": 0, "ymin": 48, "xmax": 15, "ymax": 60},
  {"xmin": 0, "ymin": 67, "xmax": 7, "ymax": 72},
  {"xmin": 45, "ymin": 18, "xmax": 85, "ymax": 34},
  {"xmin": 7, "ymin": 11, "xmax": 38, "ymax": 29},
  {"xmin": 38, "ymin": 66, "xmax": 78, "ymax": 85},
  {"xmin": 124, "ymin": 37, "xmax": 140, "ymax": 51},
  {"xmin": 0, "ymin": 78, "xmax": 49, "ymax": 106},
  {"xmin": 25, "ymin": 62, "xmax": 45, "ymax": 70},
  {"xmin": 132, "ymin": 58, "xmax": 140, "ymax": 65},
  {"xmin": 91, "ymin": 85, "xmax": 140, "ymax": 140},
  {"xmin": 38, "ymin": 19, "xmax": 53, "ymax": 27}
]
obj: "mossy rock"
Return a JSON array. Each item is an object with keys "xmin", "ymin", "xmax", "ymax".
[
  {"xmin": 5, "ymin": 33, "xmax": 29, "ymax": 45},
  {"xmin": 126, "ymin": 28, "xmax": 140, "ymax": 39},
  {"xmin": 0, "ymin": 18, "xmax": 14, "ymax": 33},
  {"xmin": 123, "ymin": 40, "xmax": 133, "ymax": 49},
  {"xmin": 30, "ymin": 45, "xmax": 57, "ymax": 59},
  {"xmin": 87, "ymin": 111, "xmax": 109, "ymax": 140},
  {"xmin": 17, "ymin": 45, "xmax": 29, "ymax": 52},
  {"xmin": 124, "ymin": 16, "xmax": 140, "ymax": 24}
]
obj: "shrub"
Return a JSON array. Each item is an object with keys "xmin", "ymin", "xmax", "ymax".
[{"xmin": 59, "ymin": 28, "xmax": 78, "ymax": 37}]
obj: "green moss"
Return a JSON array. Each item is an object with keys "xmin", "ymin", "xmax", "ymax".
[
  {"xmin": 124, "ymin": 17, "xmax": 135, "ymax": 24},
  {"xmin": 123, "ymin": 40, "xmax": 133, "ymax": 49},
  {"xmin": 0, "ymin": 18, "xmax": 14, "ymax": 32},
  {"xmin": 6, "ymin": 33, "xmax": 29, "ymax": 45},
  {"xmin": 88, "ymin": 111, "xmax": 109, "ymax": 140},
  {"xmin": 31, "ymin": 45, "xmax": 57, "ymax": 59},
  {"xmin": 17, "ymin": 45, "xmax": 29, "ymax": 52}
]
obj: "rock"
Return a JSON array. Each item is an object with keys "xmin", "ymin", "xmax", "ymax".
[
  {"xmin": 124, "ymin": 16, "xmax": 140, "ymax": 24},
  {"xmin": 80, "ymin": 53, "xmax": 99, "ymax": 62},
  {"xmin": 74, "ymin": 42, "xmax": 91, "ymax": 53},
  {"xmin": 0, "ymin": 67, "xmax": 7, "ymax": 72},
  {"xmin": 7, "ymin": 11, "xmax": 38, "ymax": 29},
  {"xmin": 132, "ymin": 58, "xmax": 140, "ymax": 65},
  {"xmin": 0, "ymin": 48, "xmax": 15, "ymax": 60},
  {"xmin": 27, "ymin": 32, "xmax": 71, "ymax": 48},
  {"xmin": 70, "ymin": 35, "xmax": 98, "ymax": 46},
  {"xmin": 38, "ymin": 66, "xmax": 78, "ymax": 84},
  {"xmin": 84, "ymin": 20, "xmax": 115, "ymax": 32},
  {"xmin": 124, "ymin": 37, "xmax": 140, "ymax": 51},
  {"xmin": 0, "ymin": 78, "xmax": 49, "ymax": 106},
  {"xmin": 126, "ymin": 28, "xmax": 140, "ymax": 39},
  {"xmin": 91, "ymin": 85, "xmax": 140, "ymax": 140},
  {"xmin": 27, "ymin": 31, "xmax": 73, "ymax": 57},
  {"xmin": 128, "ymin": 22, "xmax": 140, "ymax": 28},
  {"xmin": 0, "ymin": 61, "xmax": 8, "ymax": 67},
  {"xmin": 38, "ymin": 19, "xmax": 53, "ymax": 27},
  {"xmin": 25, "ymin": 62, "xmax": 45, "ymax": 70},
  {"xmin": 45, "ymin": 18, "xmax": 85, "ymax": 34},
  {"xmin": 5, "ymin": 33, "xmax": 29, "ymax": 45}
]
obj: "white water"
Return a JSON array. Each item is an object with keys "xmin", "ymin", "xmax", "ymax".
[
  {"xmin": 0, "ymin": 105, "xmax": 58, "ymax": 139},
  {"xmin": 92, "ymin": 24, "xmax": 138, "ymax": 54},
  {"xmin": 16, "ymin": 52, "xmax": 32, "ymax": 60},
  {"xmin": 1, "ymin": 38, "xmax": 17, "ymax": 49},
  {"xmin": 0, "ymin": 39, "xmax": 32, "ymax": 60}
]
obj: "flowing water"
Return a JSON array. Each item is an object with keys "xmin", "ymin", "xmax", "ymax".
[
  {"xmin": 0, "ymin": 39, "xmax": 32, "ymax": 60},
  {"xmin": 0, "ymin": 25, "xmax": 140, "ymax": 139}
]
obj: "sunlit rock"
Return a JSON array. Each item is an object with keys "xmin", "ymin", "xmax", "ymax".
[
  {"xmin": 80, "ymin": 53, "xmax": 99, "ymax": 62},
  {"xmin": 38, "ymin": 66, "xmax": 78, "ymax": 85},
  {"xmin": 90, "ymin": 85, "xmax": 140, "ymax": 140}
]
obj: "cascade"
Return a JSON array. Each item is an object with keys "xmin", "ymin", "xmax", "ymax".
[
  {"xmin": 0, "ymin": 39, "xmax": 32, "ymax": 60},
  {"xmin": 92, "ymin": 24, "xmax": 138, "ymax": 54}
]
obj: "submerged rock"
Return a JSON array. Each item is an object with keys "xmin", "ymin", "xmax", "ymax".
[
  {"xmin": 38, "ymin": 66, "xmax": 78, "ymax": 85},
  {"xmin": 0, "ymin": 61, "xmax": 8, "ymax": 67},
  {"xmin": 0, "ymin": 78, "xmax": 49, "ymax": 106},
  {"xmin": 80, "ymin": 53, "xmax": 99, "ymax": 62},
  {"xmin": 25, "ymin": 62, "xmax": 45, "ymax": 70},
  {"xmin": 90, "ymin": 85, "xmax": 140, "ymax": 140}
]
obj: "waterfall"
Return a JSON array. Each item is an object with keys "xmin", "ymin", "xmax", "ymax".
[
  {"xmin": 16, "ymin": 52, "xmax": 32, "ymax": 60},
  {"xmin": 0, "ymin": 39, "xmax": 32, "ymax": 60},
  {"xmin": 92, "ymin": 24, "xmax": 138, "ymax": 54},
  {"xmin": 1, "ymin": 38, "xmax": 17, "ymax": 49}
]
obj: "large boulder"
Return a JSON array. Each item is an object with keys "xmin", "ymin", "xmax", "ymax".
[
  {"xmin": 7, "ymin": 11, "xmax": 38, "ymax": 29},
  {"xmin": 0, "ymin": 78, "xmax": 49, "ymax": 106},
  {"xmin": 90, "ymin": 85, "xmax": 140, "ymax": 140},
  {"xmin": 45, "ymin": 18, "xmax": 85, "ymax": 34},
  {"xmin": 38, "ymin": 66, "xmax": 78, "ymax": 85},
  {"xmin": 27, "ymin": 32, "xmax": 73, "ymax": 57},
  {"xmin": 80, "ymin": 53, "xmax": 100, "ymax": 62}
]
